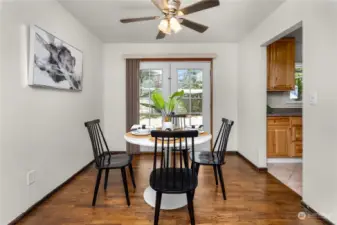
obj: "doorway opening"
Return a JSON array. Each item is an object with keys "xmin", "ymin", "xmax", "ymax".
[{"xmin": 264, "ymin": 25, "xmax": 303, "ymax": 196}]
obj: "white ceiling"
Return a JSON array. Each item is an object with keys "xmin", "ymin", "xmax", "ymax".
[{"xmin": 58, "ymin": 0, "xmax": 285, "ymax": 43}]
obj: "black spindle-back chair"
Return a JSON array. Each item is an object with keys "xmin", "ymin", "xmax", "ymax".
[
  {"xmin": 190, "ymin": 118, "xmax": 234, "ymax": 200},
  {"xmin": 150, "ymin": 130, "xmax": 199, "ymax": 225},
  {"xmin": 85, "ymin": 119, "xmax": 136, "ymax": 206},
  {"xmin": 171, "ymin": 114, "xmax": 190, "ymax": 168}
]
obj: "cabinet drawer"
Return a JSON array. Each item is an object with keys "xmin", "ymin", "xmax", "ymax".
[
  {"xmin": 267, "ymin": 117, "xmax": 290, "ymax": 126},
  {"xmin": 291, "ymin": 126, "xmax": 302, "ymax": 142},
  {"xmin": 291, "ymin": 117, "xmax": 302, "ymax": 126},
  {"xmin": 292, "ymin": 142, "xmax": 303, "ymax": 157}
]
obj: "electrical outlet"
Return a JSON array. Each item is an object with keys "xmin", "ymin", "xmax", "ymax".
[{"xmin": 26, "ymin": 170, "xmax": 36, "ymax": 186}]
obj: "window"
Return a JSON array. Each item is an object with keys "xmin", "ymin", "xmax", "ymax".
[
  {"xmin": 138, "ymin": 62, "xmax": 210, "ymax": 133},
  {"xmin": 290, "ymin": 63, "xmax": 303, "ymax": 100},
  {"xmin": 176, "ymin": 69, "xmax": 203, "ymax": 126},
  {"xmin": 139, "ymin": 69, "xmax": 163, "ymax": 127}
]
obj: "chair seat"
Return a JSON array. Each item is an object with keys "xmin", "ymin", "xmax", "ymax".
[
  {"xmin": 150, "ymin": 168, "xmax": 198, "ymax": 193},
  {"xmin": 189, "ymin": 151, "xmax": 225, "ymax": 165},
  {"xmin": 96, "ymin": 152, "xmax": 132, "ymax": 169}
]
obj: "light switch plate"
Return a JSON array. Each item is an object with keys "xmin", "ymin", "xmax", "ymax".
[{"xmin": 309, "ymin": 92, "xmax": 318, "ymax": 105}]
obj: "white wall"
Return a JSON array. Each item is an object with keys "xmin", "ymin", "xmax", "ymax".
[
  {"xmin": 0, "ymin": 1, "xmax": 3, "ymax": 223},
  {"xmin": 0, "ymin": 1, "xmax": 103, "ymax": 224},
  {"xmin": 238, "ymin": 0, "xmax": 337, "ymax": 223},
  {"xmin": 103, "ymin": 43, "xmax": 238, "ymax": 152}
]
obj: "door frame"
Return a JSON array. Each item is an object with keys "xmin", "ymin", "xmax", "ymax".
[
  {"xmin": 140, "ymin": 58, "xmax": 214, "ymax": 148},
  {"xmin": 263, "ymin": 22, "xmax": 303, "ymax": 166}
]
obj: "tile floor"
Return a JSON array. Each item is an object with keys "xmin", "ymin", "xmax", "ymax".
[{"xmin": 267, "ymin": 163, "xmax": 302, "ymax": 195}]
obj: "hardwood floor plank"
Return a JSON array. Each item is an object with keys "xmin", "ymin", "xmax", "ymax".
[{"xmin": 17, "ymin": 155, "xmax": 324, "ymax": 225}]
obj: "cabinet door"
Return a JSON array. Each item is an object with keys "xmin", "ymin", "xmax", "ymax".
[
  {"xmin": 267, "ymin": 125, "xmax": 291, "ymax": 157},
  {"xmin": 267, "ymin": 38, "xmax": 295, "ymax": 91}
]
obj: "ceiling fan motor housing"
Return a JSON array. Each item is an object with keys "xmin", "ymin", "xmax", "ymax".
[{"xmin": 167, "ymin": 0, "xmax": 181, "ymax": 13}]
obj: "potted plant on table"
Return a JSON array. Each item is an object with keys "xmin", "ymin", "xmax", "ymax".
[{"xmin": 141, "ymin": 89, "xmax": 184, "ymax": 130}]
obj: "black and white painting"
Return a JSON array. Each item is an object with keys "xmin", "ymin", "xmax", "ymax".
[{"xmin": 28, "ymin": 25, "xmax": 83, "ymax": 91}]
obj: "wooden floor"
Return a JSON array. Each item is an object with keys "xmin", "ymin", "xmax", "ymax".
[{"xmin": 18, "ymin": 155, "xmax": 324, "ymax": 225}]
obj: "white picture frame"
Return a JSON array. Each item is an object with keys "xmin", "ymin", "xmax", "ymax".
[{"xmin": 28, "ymin": 25, "xmax": 83, "ymax": 91}]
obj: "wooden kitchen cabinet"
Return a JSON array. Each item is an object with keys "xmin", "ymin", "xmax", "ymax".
[
  {"xmin": 267, "ymin": 117, "xmax": 291, "ymax": 157},
  {"xmin": 290, "ymin": 117, "xmax": 303, "ymax": 157},
  {"xmin": 267, "ymin": 125, "xmax": 291, "ymax": 157},
  {"xmin": 267, "ymin": 38, "xmax": 296, "ymax": 91},
  {"xmin": 291, "ymin": 142, "xmax": 303, "ymax": 157},
  {"xmin": 267, "ymin": 116, "xmax": 302, "ymax": 158},
  {"xmin": 291, "ymin": 124, "xmax": 302, "ymax": 142}
]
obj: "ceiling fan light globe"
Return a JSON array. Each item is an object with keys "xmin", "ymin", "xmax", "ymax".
[
  {"xmin": 170, "ymin": 17, "xmax": 182, "ymax": 33},
  {"xmin": 158, "ymin": 19, "xmax": 171, "ymax": 34}
]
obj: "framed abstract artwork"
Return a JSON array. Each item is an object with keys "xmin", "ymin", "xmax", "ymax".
[{"xmin": 28, "ymin": 25, "xmax": 83, "ymax": 91}]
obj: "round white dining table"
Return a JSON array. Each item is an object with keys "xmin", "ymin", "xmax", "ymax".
[{"xmin": 124, "ymin": 132, "xmax": 212, "ymax": 210}]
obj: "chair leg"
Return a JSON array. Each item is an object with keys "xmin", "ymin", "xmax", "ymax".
[
  {"xmin": 212, "ymin": 165, "xmax": 218, "ymax": 185},
  {"xmin": 217, "ymin": 165, "xmax": 227, "ymax": 200},
  {"xmin": 195, "ymin": 163, "xmax": 200, "ymax": 176},
  {"xmin": 121, "ymin": 167, "xmax": 130, "ymax": 206},
  {"xmin": 129, "ymin": 164, "xmax": 136, "ymax": 189},
  {"xmin": 192, "ymin": 163, "xmax": 200, "ymax": 200},
  {"xmin": 154, "ymin": 192, "xmax": 162, "ymax": 225},
  {"xmin": 104, "ymin": 169, "xmax": 109, "ymax": 191},
  {"xmin": 92, "ymin": 169, "xmax": 102, "ymax": 206},
  {"xmin": 186, "ymin": 191, "xmax": 196, "ymax": 225},
  {"xmin": 183, "ymin": 150, "xmax": 189, "ymax": 168}
]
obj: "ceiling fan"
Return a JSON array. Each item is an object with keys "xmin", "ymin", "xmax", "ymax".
[{"xmin": 120, "ymin": 0, "xmax": 220, "ymax": 39}]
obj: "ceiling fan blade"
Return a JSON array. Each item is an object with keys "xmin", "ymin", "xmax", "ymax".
[
  {"xmin": 151, "ymin": 0, "xmax": 168, "ymax": 11},
  {"xmin": 180, "ymin": 19, "xmax": 208, "ymax": 33},
  {"xmin": 156, "ymin": 31, "xmax": 166, "ymax": 40},
  {"xmin": 179, "ymin": 0, "xmax": 220, "ymax": 15},
  {"xmin": 120, "ymin": 16, "xmax": 160, "ymax": 23}
]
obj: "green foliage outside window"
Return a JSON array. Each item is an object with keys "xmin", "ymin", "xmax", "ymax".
[{"xmin": 290, "ymin": 64, "xmax": 303, "ymax": 100}]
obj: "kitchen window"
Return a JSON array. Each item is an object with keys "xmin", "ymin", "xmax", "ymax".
[{"xmin": 290, "ymin": 63, "xmax": 303, "ymax": 100}]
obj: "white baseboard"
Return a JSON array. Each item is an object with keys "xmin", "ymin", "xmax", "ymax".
[{"xmin": 267, "ymin": 158, "xmax": 302, "ymax": 163}]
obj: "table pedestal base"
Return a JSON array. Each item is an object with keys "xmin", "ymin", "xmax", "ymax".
[{"xmin": 143, "ymin": 186, "xmax": 187, "ymax": 210}]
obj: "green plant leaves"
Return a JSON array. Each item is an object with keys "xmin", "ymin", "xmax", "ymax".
[
  {"xmin": 167, "ymin": 90, "xmax": 184, "ymax": 112},
  {"xmin": 167, "ymin": 98, "xmax": 176, "ymax": 112},
  {"xmin": 142, "ymin": 89, "xmax": 185, "ymax": 115},
  {"xmin": 151, "ymin": 90, "xmax": 165, "ymax": 110},
  {"xmin": 169, "ymin": 90, "xmax": 184, "ymax": 99},
  {"xmin": 140, "ymin": 103, "xmax": 161, "ymax": 113}
]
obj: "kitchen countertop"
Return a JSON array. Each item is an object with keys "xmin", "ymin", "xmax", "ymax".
[{"xmin": 267, "ymin": 108, "xmax": 302, "ymax": 117}]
